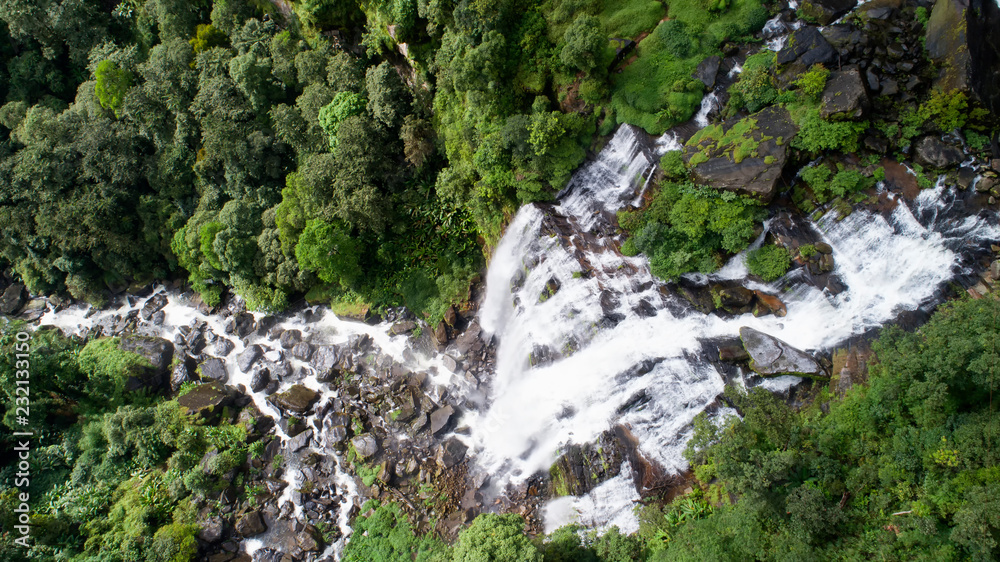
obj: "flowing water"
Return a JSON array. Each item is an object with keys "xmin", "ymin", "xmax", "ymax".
[{"xmin": 465, "ymin": 124, "xmax": 1000, "ymax": 533}]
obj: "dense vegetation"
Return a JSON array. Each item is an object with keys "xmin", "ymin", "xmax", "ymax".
[{"xmin": 0, "ymin": 0, "xmax": 771, "ymax": 321}]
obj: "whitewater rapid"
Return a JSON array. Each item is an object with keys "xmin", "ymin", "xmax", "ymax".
[{"xmin": 467, "ymin": 125, "xmax": 1000, "ymax": 533}]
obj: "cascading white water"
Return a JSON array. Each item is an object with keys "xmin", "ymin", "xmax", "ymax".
[
  {"xmin": 693, "ymin": 92, "xmax": 719, "ymax": 128},
  {"xmin": 468, "ymin": 125, "xmax": 1000, "ymax": 533}
]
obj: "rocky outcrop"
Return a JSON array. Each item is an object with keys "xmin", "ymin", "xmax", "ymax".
[
  {"xmin": 777, "ymin": 26, "xmax": 836, "ymax": 67},
  {"xmin": 915, "ymin": 136, "xmax": 965, "ymax": 170},
  {"xmin": 118, "ymin": 335, "xmax": 173, "ymax": 393},
  {"xmin": 0, "ymin": 284, "xmax": 27, "ymax": 315},
  {"xmin": 177, "ymin": 381, "xmax": 233, "ymax": 420},
  {"xmin": 684, "ymin": 106, "xmax": 799, "ymax": 202},
  {"xmin": 925, "ymin": 0, "xmax": 973, "ymax": 93},
  {"xmin": 235, "ymin": 511, "xmax": 267, "ymax": 537},
  {"xmin": 820, "ymin": 69, "xmax": 868, "ymax": 120},
  {"xmin": 739, "ymin": 327, "xmax": 826, "ymax": 378},
  {"xmin": 199, "ymin": 356, "xmax": 228, "ymax": 382},
  {"xmin": 799, "ymin": 0, "xmax": 857, "ymax": 25},
  {"xmin": 271, "ymin": 384, "xmax": 319, "ymax": 414}
]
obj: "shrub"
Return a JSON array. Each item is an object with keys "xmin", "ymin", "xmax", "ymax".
[
  {"xmin": 453, "ymin": 513, "xmax": 541, "ymax": 562},
  {"xmin": 659, "ymin": 150, "xmax": 687, "ymax": 180},
  {"xmin": 793, "ymin": 64, "xmax": 830, "ymax": 100},
  {"xmin": 728, "ymin": 52, "xmax": 777, "ymax": 114},
  {"xmin": 789, "ymin": 105, "xmax": 866, "ymax": 154},
  {"xmin": 745, "ymin": 245, "xmax": 791, "ymax": 281}
]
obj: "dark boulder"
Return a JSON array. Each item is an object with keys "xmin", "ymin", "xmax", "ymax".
[
  {"xmin": 198, "ymin": 515, "xmax": 226, "ymax": 543},
  {"xmin": 351, "ymin": 434, "xmax": 378, "ymax": 459},
  {"xmin": 279, "ymin": 329, "xmax": 301, "ymax": 349},
  {"xmin": 213, "ymin": 337, "xmax": 235, "ymax": 357},
  {"xmin": 799, "ymin": 0, "xmax": 857, "ymax": 25},
  {"xmin": 777, "ymin": 27, "xmax": 836, "ymax": 67},
  {"xmin": 389, "ymin": 321, "xmax": 416, "ymax": 335},
  {"xmin": 694, "ymin": 55, "xmax": 721, "ymax": 89},
  {"xmin": 820, "ymin": 69, "xmax": 868, "ymax": 120},
  {"xmin": 437, "ymin": 437, "xmax": 468, "ymax": 469},
  {"xmin": 198, "ymin": 357, "xmax": 228, "ymax": 382},
  {"xmin": 139, "ymin": 294, "xmax": 167, "ymax": 321},
  {"xmin": 291, "ymin": 341, "xmax": 314, "ymax": 361},
  {"xmin": 119, "ymin": 335, "xmax": 173, "ymax": 393},
  {"xmin": 178, "ymin": 381, "xmax": 233, "ymax": 419},
  {"xmin": 0, "ymin": 284, "xmax": 27, "ymax": 315},
  {"xmin": 170, "ymin": 360, "xmax": 194, "ymax": 392},
  {"xmin": 925, "ymin": 0, "xmax": 973, "ymax": 93},
  {"xmin": 310, "ymin": 346, "xmax": 340, "ymax": 379},
  {"xmin": 229, "ymin": 312, "xmax": 256, "ymax": 338},
  {"xmin": 288, "ymin": 429, "xmax": 313, "ymax": 452},
  {"xmin": 739, "ymin": 327, "xmax": 825, "ymax": 377},
  {"xmin": 235, "ymin": 511, "xmax": 267, "ymax": 537},
  {"xmin": 237, "ymin": 344, "xmax": 263, "ymax": 373},
  {"xmin": 250, "ymin": 367, "xmax": 270, "ymax": 393},
  {"xmin": 430, "ymin": 405, "xmax": 455, "ymax": 434},
  {"xmin": 272, "ymin": 384, "xmax": 319, "ymax": 414},
  {"xmin": 915, "ymin": 137, "xmax": 964, "ymax": 170},
  {"xmin": 684, "ymin": 106, "xmax": 798, "ymax": 202}
]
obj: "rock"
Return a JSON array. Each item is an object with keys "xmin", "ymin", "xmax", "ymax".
[
  {"xmin": 430, "ymin": 405, "xmax": 455, "ymax": 434},
  {"xmin": 198, "ymin": 516, "xmax": 226, "ymax": 543},
  {"xmin": 434, "ymin": 322, "xmax": 448, "ymax": 345},
  {"xmin": 685, "ymin": 106, "xmax": 798, "ymax": 202},
  {"xmin": 777, "ymin": 27, "xmax": 836, "ymax": 67},
  {"xmin": 815, "ymin": 242, "xmax": 833, "ymax": 254},
  {"xmin": 119, "ymin": 335, "xmax": 173, "ymax": 392},
  {"xmin": 291, "ymin": 341, "xmax": 314, "ymax": 361},
  {"xmin": 279, "ymin": 329, "xmax": 301, "ymax": 349},
  {"xmin": 694, "ymin": 55, "xmax": 721, "ymax": 89},
  {"xmin": 739, "ymin": 327, "xmax": 825, "ymax": 377},
  {"xmin": 351, "ymin": 434, "xmax": 378, "ymax": 459},
  {"xmin": 915, "ymin": 137, "xmax": 964, "ymax": 170},
  {"xmin": 799, "ymin": 0, "xmax": 857, "ymax": 25},
  {"xmin": 717, "ymin": 286, "xmax": 754, "ymax": 309},
  {"xmin": 199, "ymin": 357, "xmax": 228, "ymax": 382},
  {"xmin": 719, "ymin": 345, "xmax": 750, "ymax": 362},
  {"xmin": 444, "ymin": 305, "xmax": 458, "ymax": 327},
  {"xmin": 230, "ymin": 312, "xmax": 256, "ymax": 338},
  {"xmin": 753, "ymin": 291, "xmax": 787, "ymax": 317},
  {"xmin": 454, "ymin": 321, "xmax": 483, "ymax": 354},
  {"xmin": 438, "ymin": 437, "xmax": 468, "ymax": 469},
  {"xmin": 288, "ymin": 429, "xmax": 313, "ymax": 452},
  {"xmin": 19, "ymin": 299, "xmax": 46, "ymax": 322},
  {"xmin": 441, "ymin": 355, "xmax": 458, "ymax": 372},
  {"xmin": 150, "ymin": 310, "xmax": 166, "ymax": 326},
  {"xmin": 272, "ymin": 384, "xmax": 319, "ymax": 414},
  {"xmin": 389, "ymin": 321, "xmax": 416, "ymax": 335},
  {"xmin": 139, "ymin": 293, "xmax": 167, "ymax": 321},
  {"xmin": 170, "ymin": 361, "xmax": 194, "ymax": 392},
  {"xmin": 957, "ymin": 166, "xmax": 977, "ymax": 190},
  {"xmin": 235, "ymin": 511, "xmax": 267, "ymax": 537},
  {"xmin": 325, "ymin": 425, "xmax": 348, "ymax": 448},
  {"xmin": 213, "ymin": 337, "xmax": 235, "ymax": 358},
  {"xmin": 977, "ymin": 176, "xmax": 997, "ymax": 193},
  {"xmin": 925, "ymin": 0, "xmax": 972, "ymax": 93},
  {"xmin": 991, "ymin": 260, "xmax": 1000, "ymax": 280},
  {"xmin": 880, "ymin": 78, "xmax": 898, "ymax": 96},
  {"xmin": 820, "ymin": 69, "xmax": 868, "ymax": 120},
  {"xmin": 237, "ymin": 345, "xmax": 263, "ymax": 372},
  {"xmin": 178, "ymin": 381, "xmax": 233, "ymax": 419},
  {"xmin": 0, "ymin": 284, "xmax": 27, "ymax": 315},
  {"xmin": 250, "ymin": 367, "xmax": 270, "ymax": 393},
  {"xmin": 310, "ymin": 346, "xmax": 340, "ymax": 378}
]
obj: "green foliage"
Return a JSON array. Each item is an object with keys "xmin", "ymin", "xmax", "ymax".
[
  {"xmin": 189, "ymin": 24, "xmax": 227, "ymax": 54},
  {"xmin": 793, "ymin": 64, "xmax": 830, "ymax": 100},
  {"xmin": 620, "ymin": 181, "xmax": 764, "ymax": 281},
  {"xmin": 659, "ymin": 150, "xmax": 687, "ymax": 180},
  {"xmin": 727, "ymin": 51, "xmax": 777, "ymax": 114},
  {"xmin": 342, "ymin": 501, "xmax": 449, "ymax": 561},
  {"xmin": 744, "ymin": 244, "xmax": 790, "ymax": 281},
  {"xmin": 798, "ymin": 244, "xmax": 816, "ymax": 258},
  {"xmin": 94, "ymin": 59, "xmax": 133, "ymax": 117},
  {"xmin": 919, "ymin": 89, "xmax": 968, "ymax": 132},
  {"xmin": 560, "ymin": 15, "xmax": 607, "ymax": 75},
  {"xmin": 789, "ymin": 104, "xmax": 867, "ymax": 154},
  {"xmin": 669, "ymin": 298, "xmax": 1000, "ymax": 560},
  {"xmin": 317, "ymin": 91, "xmax": 366, "ymax": 150},
  {"xmin": 295, "ymin": 219, "xmax": 360, "ymax": 288},
  {"xmin": 454, "ymin": 513, "xmax": 542, "ymax": 562},
  {"xmin": 77, "ymin": 337, "xmax": 153, "ymax": 406}
]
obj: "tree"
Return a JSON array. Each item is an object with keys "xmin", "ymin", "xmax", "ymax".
[
  {"xmin": 560, "ymin": 15, "xmax": 606, "ymax": 75},
  {"xmin": 294, "ymin": 219, "xmax": 360, "ymax": 288},
  {"xmin": 365, "ymin": 61, "xmax": 410, "ymax": 130},
  {"xmin": 318, "ymin": 91, "xmax": 366, "ymax": 149},
  {"xmin": 452, "ymin": 513, "xmax": 542, "ymax": 562},
  {"xmin": 94, "ymin": 60, "xmax": 133, "ymax": 117}
]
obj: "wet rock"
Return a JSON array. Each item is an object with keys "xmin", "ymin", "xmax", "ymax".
[
  {"xmin": 719, "ymin": 344, "xmax": 750, "ymax": 362},
  {"xmin": 820, "ymin": 69, "xmax": 868, "ymax": 120},
  {"xmin": 272, "ymin": 385, "xmax": 319, "ymax": 414},
  {"xmin": 956, "ymin": 166, "xmax": 977, "ymax": 190},
  {"xmin": 925, "ymin": 0, "xmax": 972, "ymax": 92},
  {"xmin": 799, "ymin": 0, "xmax": 857, "ymax": 25},
  {"xmin": 279, "ymin": 329, "xmax": 301, "ymax": 349},
  {"xmin": 717, "ymin": 286, "xmax": 754, "ymax": 309},
  {"xmin": 325, "ymin": 425, "xmax": 348, "ymax": 448},
  {"xmin": 178, "ymin": 381, "xmax": 233, "ymax": 419},
  {"xmin": 739, "ymin": 327, "xmax": 825, "ymax": 378},
  {"xmin": 237, "ymin": 345, "xmax": 263, "ymax": 373},
  {"xmin": 430, "ymin": 405, "xmax": 455, "ymax": 434},
  {"xmin": 977, "ymin": 176, "xmax": 997, "ymax": 193},
  {"xmin": 915, "ymin": 137, "xmax": 964, "ymax": 170},
  {"xmin": 444, "ymin": 305, "xmax": 458, "ymax": 327},
  {"xmin": 389, "ymin": 321, "xmax": 417, "ymax": 335},
  {"xmin": 815, "ymin": 242, "xmax": 833, "ymax": 254},
  {"xmin": 454, "ymin": 321, "xmax": 483, "ymax": 354},
  {"xmin": 685, "ymin": 106, "xmax": 799, "ymax": 202},
  {"xmin": 753, "ymin": 291, "xmax": 787, "ymax": 317},
  {"xmin": 199, "ymin": 357, "xmax": 228, "ymax": 382},
  {"xmin": 250, "ymin": 367, "xmax": 270, "ymax": 393},
  {"xmin": 434, "ymin": 322, "xmax": 448, "ymax": 345},
  {"xmin": 0, "ymin": 284, "xmax": 27, "ymax": 315},
  {"xmin": 119, "ymin": 335, "xmax": 173, "ymax": 393},
  {"xmin": 549, "ymin": 431, "xmax": 625, "ymax": 496},
  {"xmin": 198, "ymin": 515, "xmax": 226, "ymax": 543},
  {"xmin": 694, "ymin": 55, "xmax": 721, "ymax": 89},
  {"xmin": 351, "ymin": 434, "xmax": 378, "ymax": 459},
  {"xmin": 991, "ymin": 260, "xmax": 1000, "ymax": 280},
  {"xmin": 291, "ymin": 341, "xmax": 314, "ymax": 361},
  {"xmin": 139, "ymin": 293, "xmax": 167, "ymax": 321},
  {"xmin": 235, "ymin": 511, "xmax": 267, "ymax": 537},
  {"xmin": 289, "ymin": 429, "xmax": 313, "ymax": 452},
  {"xmin": 777, "ymin": 26, "xmax": 836, "ymax": 67},
  {"xmin": 229, "ymin": 312, "xmax": 256, "ymax": 338},
  {"xmin": 438, "ymin": 437, "xmax": 468, "ymax": 468},
  {"xmin": 170, "ymin": 360, "xmax": 194, "ymax": 392},
  {"xmin": 310, "ymin": 346, "xmax": 340, "ymax": 379},
  {"xmin": 212, "ymin": 337, "xmax": 234, "ymax": 357}
]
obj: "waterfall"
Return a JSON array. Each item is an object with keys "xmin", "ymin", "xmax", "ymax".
[{"xmin": 468, "ymin": 125, "xmax": 1000, "ymax": 532}]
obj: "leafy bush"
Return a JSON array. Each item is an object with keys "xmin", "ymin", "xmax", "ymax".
[
  {"xmin": 793, "ymin": 64, "xmax": 830, "ymax": 100},
  {"xmin": 789, "ymin": 104, "xmax": 867, "ymax": 154},
  {"xmin": 744, "ymin": 245, "xmax": 790, "ymax": 281},
  {"xmin": 342, "ymin": 501, "xmax": 449, "ymax": 561},
  {"xmin": 728, "ymin": 51, "xmax": 777, "ymax": 114},
  {"xmin": 453, "ymin": 513, "xmax": 542, "ymax": 562}
]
